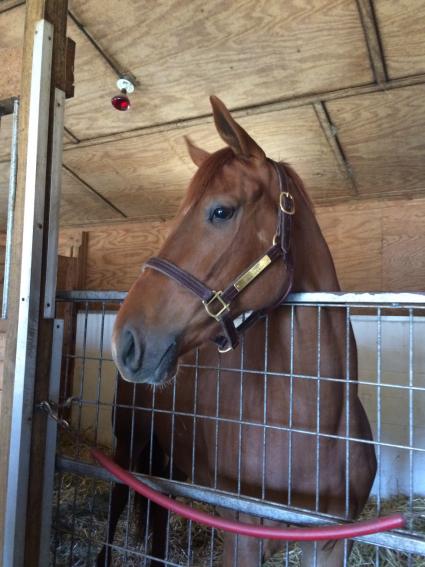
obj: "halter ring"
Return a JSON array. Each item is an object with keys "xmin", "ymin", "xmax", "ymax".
[{"xmin": 279, "ymin": 192, "xmax": 295, "ymax": 215}]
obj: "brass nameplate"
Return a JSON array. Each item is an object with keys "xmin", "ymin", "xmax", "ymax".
[{"xmin": 234, "ymin": 255, "xmax": 272, "ymax": 292}]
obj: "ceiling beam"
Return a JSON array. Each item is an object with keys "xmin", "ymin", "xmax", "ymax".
[
  {"xmin": 313, "ymin": 102, "xmax": 358, "ymax": 197},
  {"xmin": 62, "ymin": 164, "xmax": 127, "ymax": 218},
  {"xmin": 0, "ymin": 0, "xmax": 25, "ymax": 14},
  {"xmin": 64, "ymin": 125, "xmax": 79, "ymax": 143},
  {"xmin": 62, "ymin": 71, "xmax": 425, "ymax": 152},
  {"xmin": 356, "ymin": 0, "xmax": 388, "ymax": 84}
]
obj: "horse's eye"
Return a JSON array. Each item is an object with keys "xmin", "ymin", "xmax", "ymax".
[{"xmin": 210, "ymin": 206, "xmax": 235, "ymax": 223}]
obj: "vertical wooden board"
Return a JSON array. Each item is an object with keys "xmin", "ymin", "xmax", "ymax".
[
  {"xmin": 0, "ymin": 114, "xmax": 13, "ymax": 162},
  {"xmin": 327, "ymin": 85, "xmax": 425, "ymax": 197},
  {"xmin": 375, "ymin": 0, "xmax": 425, "ymax": 79},
  {"xmin": 65, "ymin": 0, "xmax": 373, "ymax": 139},
  {"xmin": 316, "ymin": 203, "xmax": 382, "ymax": 291},
  {"xmin": 84, "ymin": 221, "xmax": 170, "ymax": 290},
  {"xmin": 0, "ymin": 5, "xmax": 25, "ymax": 99},
  {"xmin": 382, "ymin": 199, "xmax": 425, "ymax": 291},
  {"xmin": 0, "ymin": 161, "xmax": 9, "ymax": 230}
]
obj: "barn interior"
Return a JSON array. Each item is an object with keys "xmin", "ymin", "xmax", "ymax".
[
  {"xmin": 1, "ymin": 1, "xmax": 425, "ymax": 565},
  {"xmin": 1, "ymin": 0, "xmax": 425, "ymax": 295}
]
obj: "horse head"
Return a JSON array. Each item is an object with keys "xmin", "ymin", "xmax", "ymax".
[{"xmin": 112, "ymin": 96, "xmax": 300, "ymax": 384}]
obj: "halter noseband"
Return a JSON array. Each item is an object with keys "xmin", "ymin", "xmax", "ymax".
[{"xmin": 144, "ymin": 160, "xmax": 295, "ymax": 353}]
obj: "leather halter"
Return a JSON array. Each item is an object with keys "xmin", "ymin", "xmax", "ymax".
[{"xmin": 145, "ymin": 160, "xmax": 295, "ymax": 353}]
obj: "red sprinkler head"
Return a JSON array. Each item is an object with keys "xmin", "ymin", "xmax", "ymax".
[
  {"xmin": 111, "ymin": 77, "xmax": 135, "ymax": 111},
  {"xmin": 111, "ymin": 93, "xmax": 130, "ymax": 111}
]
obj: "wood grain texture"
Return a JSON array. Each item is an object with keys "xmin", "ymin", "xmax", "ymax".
[
  {"xmin": 84, "ymin": 221, "xmax": 170, "ymax": 290},
  {"xmin": 356, "ymin": 0, "xmax": 387, "ymax": 84},
  {"xmin": 62, "ymin": 105, "xmax": 353, "ymax": 223},
  {"xmin": 79, "ymin": 196, "xmax": 425, "ymax": 294},
  {"xmin": 317, "ymin": 204, "xmax": 382, "ymax": 291},
  {"xmin": 0, "ymin": 5, "xmax": 24, "ymax": 99},
  {"xmin": 375, "ymin": 0, "xmax": 425, "ymax": 79},
  {"xmin": 382, "ymin": 202, "xmax": 425, "ymax": 291},
  {"xmin": 60, "ymin": 167, "xmax": 123, "ymax": 224},
  {"xmin": 65, "ymin": 0, "xmax": 372, "ymax": 139},
  {"xmin": 316, "ymin": 196, "xmax": 425, "ymax": 291},
  {"xmin": 327, "ymin": 84, "xmax": 425, "ymax": 198},
  {"xmin": 0, "ymin": 164, "xmax": 122, "ymax": 230}
]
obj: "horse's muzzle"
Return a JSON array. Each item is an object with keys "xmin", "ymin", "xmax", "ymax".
[{"xmin": 113, "ymin": 325, "xmax": 178, "ymax": 384}]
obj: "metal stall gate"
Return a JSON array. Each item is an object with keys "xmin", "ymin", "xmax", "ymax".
[{"xmin": 48, "ymin": 291, "xmax": 425, "ymax": 566}]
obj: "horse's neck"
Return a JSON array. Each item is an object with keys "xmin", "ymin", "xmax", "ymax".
[{"xmin": 291, "ymin": 197, "xmax": 340, "ymax": 292}]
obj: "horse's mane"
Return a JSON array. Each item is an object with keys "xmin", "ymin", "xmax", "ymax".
[{"xmin": 180, "ymin": 147, "xmax": 314, "ymax": 213}]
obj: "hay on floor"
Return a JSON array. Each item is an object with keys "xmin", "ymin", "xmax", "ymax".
[{"xmin": 51, "ymin": 433, "xmax": 425, "ymax": 566}]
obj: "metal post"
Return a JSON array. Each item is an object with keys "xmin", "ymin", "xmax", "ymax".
[
  {"xmin": 44, "ymin": 88, "xmax": 65, "ymax": 319},
  {"xmin": 3, "ymin": 20, "xmax": 53, "ymax": 567},
  {"xmin": 38, "ymin": 319, "xmax": 64, "ymax": 565}
]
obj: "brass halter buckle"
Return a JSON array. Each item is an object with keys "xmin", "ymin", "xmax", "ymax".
[
  {"xmin": 279, "ymin": 192, "xmax": 295, "ymax": 215},
  {"xmin": 202, "ymin": 290, "xmax": 230, "ymax": 321}
]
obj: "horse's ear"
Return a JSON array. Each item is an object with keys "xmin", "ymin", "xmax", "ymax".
[
  {"xmin": 210, "ymin": 95, "xmax": 266, "ymax": 160},
  {"xmin": 184, "ymin": 136, "xmax": 210, "ymax": 167}
]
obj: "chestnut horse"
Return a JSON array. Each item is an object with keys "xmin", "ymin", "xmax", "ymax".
[{"xmin": 99, "ymin": 96, "xmax": 376, "ymax": 566}]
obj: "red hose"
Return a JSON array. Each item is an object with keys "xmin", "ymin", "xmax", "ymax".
[{"xmin": 92, "ymin": 448, "xmax": 405, "ymax": 541}]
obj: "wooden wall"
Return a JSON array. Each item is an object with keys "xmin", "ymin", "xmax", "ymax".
[{"xmin": 61, "ymin": 195, "xmax": 425, "ymax": 293}]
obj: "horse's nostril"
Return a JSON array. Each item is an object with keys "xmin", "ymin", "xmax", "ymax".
[{"xmin": 121, "ymin": 327, "xmax": 143, "ymax": 373}]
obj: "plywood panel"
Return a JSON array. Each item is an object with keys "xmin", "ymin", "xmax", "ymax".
[
  {"xmin": 63, "ymin": 105, "xmax": 353, "ymax": 222},
  {"xmin": 316, "ymin": 204, "xmax": 382, "ymax": 291},
  {"xmin": 375, "ymin": 0, "xmax": 425, "ymax": 79},
  {"xmin": 60, "ymin": 167, "xmax": 123, "ymax": 225},
  {"xmin": 65, "ymin": 0, "xmax": 373, "ymax": 139},
  {"xmin": 382, "ymin": 201, "xmax": 425, "ymax": 291},
  {"xmin": 327, "ymin": 85, "xmax": 425, "ymax": 198},
  {"xmin": 0, "ymin": 163, "xmax": 122, "ymax": 231},
  {"xmin": 0, "ymin": 5, "xmax": 24, "ymax": 99},
  {"xmin": 85, "ymin": 221, "xmax": 170, "ymax": 290},
  {"xmin": 317, "ymin": 196, "xmax": 425, "ymax": 291}
]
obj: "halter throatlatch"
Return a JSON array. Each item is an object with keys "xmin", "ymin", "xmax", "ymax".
[{"xmin": 145, "ymin": 160, "xmax": 295, "ymax": 353}]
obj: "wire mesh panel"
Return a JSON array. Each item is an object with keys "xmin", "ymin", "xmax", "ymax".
[{"xmin": 50, "ymin": 292, "xmax": 425, "ymax": 566}]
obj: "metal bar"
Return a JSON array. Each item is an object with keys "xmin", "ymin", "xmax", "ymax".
[
  {"xmin": 56, "ymin": 289, "xmax": 425, "ymax": 305},
  {"xmin": 56, "ymin": 457, "xmax": 425, "ymax": 556},
  {"xmin": 44, "ymin": 88, "xmax": 65, "ymax": 318},
  {"xmin": 38, "ymin": 319, "xmax": 64, "ymax": 566},
  {"xmin": 2, "ymin": 97, "xmax": 19, "ymax": 319},
  {"xmin": 56, "ymin": 290, "xmax": 127, "ymax": 301},
  {"xmin": 3, "ymin": 20, "xmax": 53, "ymax": 567}
]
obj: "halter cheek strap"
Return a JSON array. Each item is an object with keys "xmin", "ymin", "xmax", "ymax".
[{"xmin": 144, "ymin": 160, "xmax": 295, "ymax": 353}]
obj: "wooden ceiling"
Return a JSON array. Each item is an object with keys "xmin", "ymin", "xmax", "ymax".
[{"xmin": 1, "ymin": 0, "xmax": 425, "ymax": 230}]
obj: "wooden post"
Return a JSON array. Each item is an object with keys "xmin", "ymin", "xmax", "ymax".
[{"xmin": 0, "ymin": 0, "xmax": 70, "ymax": 565}]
